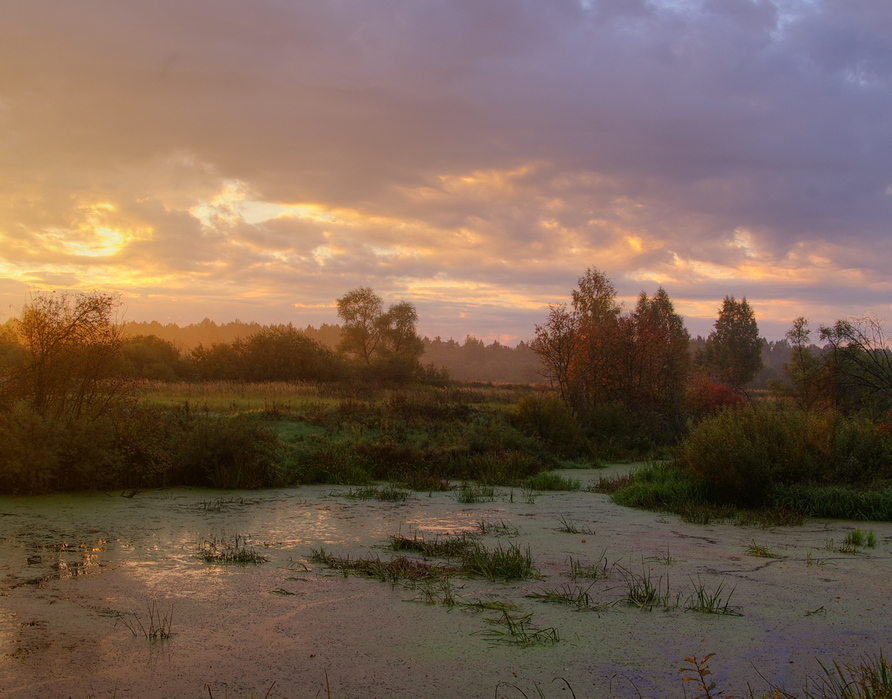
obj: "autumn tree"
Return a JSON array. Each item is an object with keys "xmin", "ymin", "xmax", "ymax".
[
  {"xmin": 3, "ymin": 291, "xmax": 129, "ymax": 421},
  {"xmin": 701, "ymin": 296, "xmax": 762, "ymax": 392},
  {"xmin": 533, "ymin": 268, "xmax": 622, "ymax": 417},
  {"xmin": 621, "ymin": 288, "xmax": 691, "ymax": 415},
  {"xmin": 533, "ymin": 269, "xmax": 690, "ymax": 437}
]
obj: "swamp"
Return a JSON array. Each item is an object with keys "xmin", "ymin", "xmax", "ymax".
[{"xmin": 2, "ymin": 466, "xmax": 892, "ymax": 698}]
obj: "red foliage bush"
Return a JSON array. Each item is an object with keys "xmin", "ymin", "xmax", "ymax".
[{"xmin": 684, "ymin": 378, "xmax": 744, "ymax": 417}]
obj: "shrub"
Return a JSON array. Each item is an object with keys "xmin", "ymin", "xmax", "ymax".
[
  {"xmin": 678, "ymin": 404, "xmax": 892, "ymax": 504},
  {"xmin": 526, "ymin": 471, "xmax": 581, "ymax": 491},
  {"xmin": 684, "ymin": 377, "xmax": 744, "ymax": 417},
  {"xmin": 171, "ymin": 412, "xmax": 284, "ymax": 489},
  {"xmin": 285, "ymin": 438, "xmax": 372, "ymax": 485},
  {"xmin": 0, "ymin": 405, "xmax": 120, "ymax": 493},
  {"xmin": 584, "ymin": 401, "xmax": 657, "ymax": 459},
  {"xmin": 510, "ymin": 394, "xmax": 589, "ymax": 457}
]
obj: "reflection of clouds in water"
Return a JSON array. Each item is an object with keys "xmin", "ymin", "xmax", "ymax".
[{"xmin": 399, "ymin": 512, "xmax": 481, "ymax": 534}]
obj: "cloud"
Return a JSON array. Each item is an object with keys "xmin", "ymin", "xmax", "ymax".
[{"xmin": 0, "ymin": 0, "xmax": 890, "ymax": 341}]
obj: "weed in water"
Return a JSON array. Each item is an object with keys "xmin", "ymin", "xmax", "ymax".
[
  {"xmin": 844, "ymin": 528, "xmax": 877, "ymax": 550},
  {"xmin": 462, "ymin": 598, "xmax": 519, "ymax": 613},
  {"xmin": 475, "ymin": 519, "xmax": 519, "ymax": 537},
  {"xmin": 805, "ymin": 550, "xmax": 833, "ymax": 567},
  {"xmin": 388, "ymin": 530, "xmax": 474, "ymax": 558},
  {"xmin": 309, "ymin": 549, "xmax": 458, "ymax": 583},
  {"xmin": 565, "ymin": 553, "xmax": 611, "ymax": 580},
  {"xmin": 525, "ymin": 471, "xmax": 581, "ymax": 491},
  {"xmin": 479, "ymin": 610, "xmax": 560, "ymax": 647},
  {"xmin": 461, "ymin": 542, "xmax": 538, "ymax": 581},
  {"xmin": 494, "ymin": 678, "xmax": 576, "ymax": 699},
  {"xmin": 199, "ymin": 496, "xmax": 251, "ymax": 512},
  {"xmin": 791, "ymin": 652, "xmax": 892, "ymax": 699},
  {"xmin": 746, "ymin": 541, "xmax": 782, "ymax": 559},
  {"xmin": 344, "ymin": 484, "xmax": 410, "ymax": 502},
  {"xmin": 454, "ymin": 483, "xmax": 497, "ymax": 504},
  {"xmin": 685, "ymin": 577, "xmax": 742, "ymax": 616},
  {"xmin": 115, "ymin": 600, "xmax": 173, "ymax": 642},
  {"xmin": 679, "ymin": 653, "xmax": 727, "ymax": 699},
  {"xmin": 648, "ymin": 548, "xmax": 676, "ymax": 565},
  {"xmin": 617, "ymin": 563, "xmax": 675, "ymax": 610},
  {"xmin": 527, "ymin": 583, "xmax": 605, "ymax": 611},
  {"xmin": 197, "ymin": 535, "xmax": 269, "ymax": 565},
  {"xmin": 556, "ymin": 515, "xmax": 595, "ymax": 535}
]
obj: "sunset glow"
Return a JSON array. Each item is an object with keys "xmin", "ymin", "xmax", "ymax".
[{"xmin": 1, "ymin": 1, "xmax": 889, "ymax": 341}]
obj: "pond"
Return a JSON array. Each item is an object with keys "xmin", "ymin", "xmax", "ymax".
[{"xmin": 2, "ymin": 470, "xmax": 891, "ymax": 698}]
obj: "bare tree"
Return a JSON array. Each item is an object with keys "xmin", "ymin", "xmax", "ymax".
[
  {"xmin": 3, "ymin": 291, "xmax": 129, "ymax": 421},
  {"xmin": 820, "ymin": 315, "xmax": 892, "ymax": 414}
]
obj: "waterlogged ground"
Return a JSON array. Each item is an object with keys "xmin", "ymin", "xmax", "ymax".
[{"xmin": 2, "ymin": 467, "xmax": 892, "ymax": 698}]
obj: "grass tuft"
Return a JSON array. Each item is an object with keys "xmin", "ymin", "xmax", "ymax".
[{"xmin": 197, "ymin": 535, "xmax": 269, "ymax": 565}]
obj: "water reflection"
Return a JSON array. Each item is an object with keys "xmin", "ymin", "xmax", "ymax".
[{"xmin": 0, "ymin": 487, "xmax": 483, "ymax": 590}]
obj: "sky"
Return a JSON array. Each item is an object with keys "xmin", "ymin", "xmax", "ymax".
[{"xmin": 1, "ymin": 0, "xmax": 890, "ymax": 344}]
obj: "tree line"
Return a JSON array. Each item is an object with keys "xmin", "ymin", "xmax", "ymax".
[{"xmin": 530, "ymin": 267, "xmax": 891, "ymax": 454}]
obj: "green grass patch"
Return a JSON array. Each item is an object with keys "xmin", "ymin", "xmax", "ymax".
[{"xmin": 525, "ymin": 471, "xmax": 581, "ymax": 491}]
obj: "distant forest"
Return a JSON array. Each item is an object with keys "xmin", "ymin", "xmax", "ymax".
[{"xmin": 118, "ymin": 318, "xmax": 804, "ymax": 387}]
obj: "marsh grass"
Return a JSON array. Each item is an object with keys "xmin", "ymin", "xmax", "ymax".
[
  {"xmin": 388, "ymin": 531, "xmax": 475, "ymax": 558},
  {"xmin": 527, "ymin": 583, "xmax": 606, "ymax": 611},
  {"xmin": 475, "ymin": 519, "xmax": 519, "ymax": 537},
  {"xmin": 461, "ymin": 542, "xmax": 538, "ymax": 581},
  {"xmin": 115, "ymin": 600, "xmax": 173, "ymax": 642},
  {"xmin": 525, "ymin": 471, "xmax": 581, "ymax": 491},
  {"xmin": 768, "ymin": 484, "xmax": 892, "ymax": 522},
  {"xmin": 617, "ymin": 563, "xmax": 676, "ymax": 610},
  {"xmin": 746, "ymin": 541, "xmax": 782, "ymax": 558},
  {"xmin": 479, "ymin": 610, "xmax": 560, "ymax": 647},
  {"xmin": 309, "ymin": 549, "xmax": 459, "ymax": 583},
  {"xmin": 454, "ymin": 482, "xmax": 498, "ymax": 503},
  {"xmin": 607, "ymin": 462, "xmax": 808, "ymax": 526},
  {"xmin": 556, "ymin": 515, "xmax": 595, "ymax": 535},
  {"xmin": 343, "ymin": 484, "xmax": 410, "ymax": 501},
  {"xmin": 197, "ymin": 535, "xmax": 269, "ymax": 565},
  {"xmin": 685, "ymin": 577, "xmax": 741, "ymax": 616},
  {"xmin": 565, "ymin": 553, "xmax": 612, "ymax": 580}
]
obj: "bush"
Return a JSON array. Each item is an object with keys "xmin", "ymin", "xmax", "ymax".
[
  {"xmin": 678, "ymin": 404, "xmax": 892, "ymax": 504},
  {"xmin": 584, "ymin": 401, "xmax": 658, "ymax": 459},
  {"xmin": 684, "ymin": 378, "xmax": 744, "ymax": 417},
  {"xmin": 526, "ymin": 470, "xmax": 581, "ymax": 491},
  {"xmin": 0, "ymin": 405, "xmax": 120, "ymax": 493},
  {"xmin": 171, "ymin": 412, "xmax": 284, "ymax": 489},
  {"xmin": 511, "ymin": 394, "xmax": 589, "ymax": 457},
  {"xmin": 285, "ymin": 438, "xmax": 372, "ymax": 485}
]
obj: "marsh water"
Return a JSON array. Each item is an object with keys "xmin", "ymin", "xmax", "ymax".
[{"xmin": 2, "ymin": 469, "xmax": 892, "ymax": 698}]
